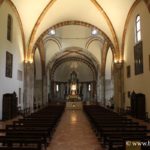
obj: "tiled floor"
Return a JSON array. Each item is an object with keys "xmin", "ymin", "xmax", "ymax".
[{"xmin": 47, "ymin": 110, "xmax": 103, "ymax": 150}]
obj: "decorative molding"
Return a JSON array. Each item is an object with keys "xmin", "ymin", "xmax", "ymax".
[
  {"xmin": 85, "ymin": 37, "xmax": 105, "ymax": 49},
  {"xmin": 43, "ymin": 37, "xmax": 62, "ymax": 50}
]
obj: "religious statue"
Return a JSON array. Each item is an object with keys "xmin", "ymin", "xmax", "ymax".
[{"xmin": 66, "ymin": 71, "xmax": 81, "ymax": 101}]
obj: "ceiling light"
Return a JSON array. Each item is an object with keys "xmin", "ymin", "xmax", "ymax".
[
  {"xmin": 49, "ymin": 29, "xmax": 55, "ymax": 35},
  {"xmin": 91, "ymin": 28, "xmax": 98, "ymax": 35}
]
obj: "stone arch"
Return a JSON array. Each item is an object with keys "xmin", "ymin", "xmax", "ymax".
[{"xmin": 27, "ymin": 0, "xmax": 120, "ymax": 62}]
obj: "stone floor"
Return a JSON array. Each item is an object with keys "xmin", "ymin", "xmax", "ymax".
[
  {"xmin": 47, "ymin": 110, "xmax": 103, "ymax": 150},
  {"xmin": 1, "ymin": 111, "xmax": 150, "ymax": 150}
]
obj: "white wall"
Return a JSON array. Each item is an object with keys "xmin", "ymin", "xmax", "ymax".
[
  {"xmin": 124, "ymin": 1, "xmax": 150, "ymax": 114},
  {"xmin": 88, "ymin": 40, "xmax": 102, "ymax": 64},
  {"xmin": 45, "ymin": 40, "xmax": 60, "ymax": 66},
  {"xmin": 0, "ymin": 2, "xmax": 24, "ymax": 119}
]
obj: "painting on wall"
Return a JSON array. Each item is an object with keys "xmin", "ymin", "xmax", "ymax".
[
  {"xmin": 134, "ymin": 41, "xmax": 143, "ymax": 75},
  {"xmin": 127, "ymin": 65, "xmax": 131, "ymax": 78},
  {"xmin": 5, "ymin": 51, "xmax": 13, "ymax": 78}
]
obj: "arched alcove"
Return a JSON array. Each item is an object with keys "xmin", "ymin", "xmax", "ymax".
[
  {"xmin": 34, "ymin": 48, "xmax": 43, "ymax": 107},
  {"xmin": 105, "ymin": 48, "xmax": 114, "ymax": 107}
]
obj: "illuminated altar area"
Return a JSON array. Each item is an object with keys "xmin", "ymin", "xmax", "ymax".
[{"xmin": 66, "ymin": 71, "xmax": 83, "ymax": 109}]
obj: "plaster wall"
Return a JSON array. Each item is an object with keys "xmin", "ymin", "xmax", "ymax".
[
  {"xmin": 124, "ymin": 1, "xmax": 150, "ymax": 115},
  {"xmin": 0, "ymin": 2, "xmax": 24, "ymax": 119}
]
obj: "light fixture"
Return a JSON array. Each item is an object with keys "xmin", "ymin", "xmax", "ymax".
[
  {"xmin": 48, "ymin": 29, "xmax": 55, "ymax": 35},
  {"xmin": 91, "ymin": 28, "xmax": 98, "ymax": 35}
]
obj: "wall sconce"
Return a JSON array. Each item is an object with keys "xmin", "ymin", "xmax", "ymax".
[
  {"xmin": 24, "ymin": 53, "xmax": 33, "ymax": 64},
  {"xmin": 24, "ymin": 58, "xmax": 33, "ymax": 64},
  {"xmin": 114, "ymin": 59, "xmax": 123, "ymax": 69}
]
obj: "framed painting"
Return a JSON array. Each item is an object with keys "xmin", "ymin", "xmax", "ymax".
[
  {"xmin": 5, "ymin": 51, "xmax": 13, "ymax": 78},
  {"xmin": 134, "ymin": 41, "xmax": 143, "ymax": 75},
  {"xmin": 127, "ymin": 65, "xmax": 131, "ymax": 78}
]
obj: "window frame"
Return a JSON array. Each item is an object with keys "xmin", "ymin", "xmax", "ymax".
[
  {"xmin": 135, "ymin": 15, "xmax": 141, "ymax": 43},
  {"xmin": 7, "ymin": 14, "xmax": 13, "ymax": 41}
]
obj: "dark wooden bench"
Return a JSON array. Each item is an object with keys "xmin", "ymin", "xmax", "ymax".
[
  {"xmin": 0, "ymin": 105, "xmax": 65, "ymax": 150},
  {"xmin": 84, "ymin": 105, "xmax": 150, "ymax": 150}
]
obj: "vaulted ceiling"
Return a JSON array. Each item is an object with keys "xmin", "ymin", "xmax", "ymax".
[
  {"xmin": 1, "ymin": 0, "xmax": 149, "ymax": 63},
  {"xmin": 10, "ymin": 0, "xmax": 138, "ymax": 52}
]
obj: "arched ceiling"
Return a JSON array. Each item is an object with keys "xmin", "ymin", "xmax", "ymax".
[
  {"xmin": 48, "ymin": 48, "xmax": 99, "ymax": 80},
  {"xmin": 10, "ymin": 0, "xmax": 136, "ymax": 53}
]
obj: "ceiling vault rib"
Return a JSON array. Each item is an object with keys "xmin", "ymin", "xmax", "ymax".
[
  {"xmin": 90, "ymin": 0, "xmax": 120, "ymax": 59},
  {"xmin": 28, "ymin": 0, "xmax": 57, "ymax": 58}
]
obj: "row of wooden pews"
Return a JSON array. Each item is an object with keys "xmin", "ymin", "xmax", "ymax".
[
  {"xmin": 84, "ymin": 105, "xmax": 150, "ymax": 150},
  {"xmin": 0, "ymin": 104, "xmax": 65, "ymax": 150}
]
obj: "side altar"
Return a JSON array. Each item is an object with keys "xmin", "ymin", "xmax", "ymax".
[{"xmin": 65, "ymin": 71, "xmax": 83, "ymax": 109}]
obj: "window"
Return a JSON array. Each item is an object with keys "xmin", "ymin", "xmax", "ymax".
[
  {"xmin": 7, "ymin": 14, "xmax": 13, "ymax": 41},
  {"xmin": 135, "ymin": 15, "xmax": 141, "ymax": 43},
  {"xmin": 5, "ymin": 51, "xmax": 13, "ymax": 78},
  {"xmin": 88, "ymin": 84, "xmax": 91, "ymax": 91},
  {"xmin": 56, "ymin": 84, "xmax": 59, "ymax": 92}
]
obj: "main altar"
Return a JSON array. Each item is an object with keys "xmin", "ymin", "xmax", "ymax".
[{"xmin": 66, "ymin": 71, "xmax": 83, "ymax": 109}]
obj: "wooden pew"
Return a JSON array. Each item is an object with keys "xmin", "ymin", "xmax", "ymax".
[
  {"xmin": 0, "ymin": 104, "xmax": 65, "ymax": 150},
  {"xmin": 83, "ymin": 105, "xmax": 150, "ymax": 150}
]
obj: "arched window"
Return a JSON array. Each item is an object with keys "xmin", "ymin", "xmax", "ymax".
[
  {"xmin": 7, "ymin": 14, "xmax": 13, "ymax": 41},
  {"xmin": 135, "ymin": 15, "xmax": 141, "ymax": 43},
  {"xmin": 56, "ymin": 84, "xmax": 59, "ymax": 92},
  {"xmin": 88, "ymin": 84, "xmax": 91, "ymax": 91}
]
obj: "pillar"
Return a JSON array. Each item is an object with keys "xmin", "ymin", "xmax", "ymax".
[
  {"xmin": 113, "ymin": 62, "xmax": 124, "ymax": 112},
  {"xmin": 24, "ymin": 62, "xmax": 34, "ymax": 112},
  {"xmin": 100, "ymin": 75, "xmax": 106, "ymax": 106},
  {"xmin": 42, "ymin": 74, "xmax": 48, "ymax": 106}
]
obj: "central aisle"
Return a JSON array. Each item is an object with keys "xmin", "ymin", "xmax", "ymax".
[{"xmin": 47, "ymin": 110, "xmax": 103, "ymax": 150}]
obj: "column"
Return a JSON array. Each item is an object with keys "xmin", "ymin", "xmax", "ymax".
[
  {"xmin": 24, "ymin": 62, "xmax": 34, "ymax": 113},
  {"xmin": 42, "ymin": 74, "xmax": 48, "ymax": 106},
  {"xmin": 113, "ymin": 62, "xmax": 124, "ymax": 112},
  {"xmin": 100, "ymin": 75, "xmax": 105, "ymax": 106}
]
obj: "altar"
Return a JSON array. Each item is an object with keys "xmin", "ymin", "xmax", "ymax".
[
  {"xmin": 66, "ymin": 95, "xmax": 81, "ymax": 101},
  {"xmin": 65, "ymin": 71, "xmax": 83, "ymax": 109}
]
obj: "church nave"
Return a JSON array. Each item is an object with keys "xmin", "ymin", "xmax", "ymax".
[{"xmin": 47, "ymin": 110, "xmax": 103, "ymax": 150}]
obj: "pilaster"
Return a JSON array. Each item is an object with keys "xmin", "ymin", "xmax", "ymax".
[
  {"xmin": 24, "ymin": 62, "xmax": 34, "ymax": 112},
  {"xmin": 43, "ymin": 74, "xmax": 48, "ymax": 105},
  {"xmin": 113, "ymin": 62, "xmax": 124, "ymax": 112}
]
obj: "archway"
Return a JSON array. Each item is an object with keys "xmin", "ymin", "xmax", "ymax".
[{"xmin": 47, "ymin": 48, "xmax": 99, "ymax": 103}]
